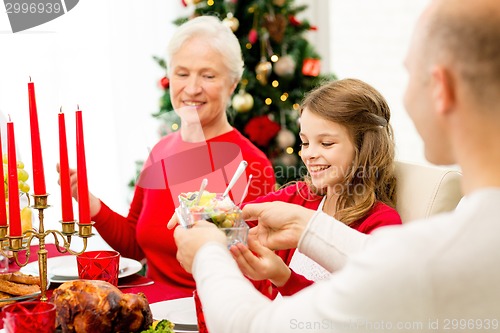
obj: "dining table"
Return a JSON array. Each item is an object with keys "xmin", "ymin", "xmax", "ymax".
[{"xmin": 1, "ymin": 243, "xmax": 193, "ymax": 331}]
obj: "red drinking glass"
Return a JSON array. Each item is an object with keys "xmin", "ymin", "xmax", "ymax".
[
  {"xmin": 77, "ymin": 250, "xmax": 120, "ymax": 286},
  {"xmin": 2, "ymin": 301, "xmax": 56, "ymax": 333}
]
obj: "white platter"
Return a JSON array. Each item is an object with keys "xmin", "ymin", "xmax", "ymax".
[
  {"xmin": 150, "ymin": 297, "xmax": 198, "ymax": 332},
  {"xmin": 20, "ymin": 256, "xmax": 143, "ymax": 283}
]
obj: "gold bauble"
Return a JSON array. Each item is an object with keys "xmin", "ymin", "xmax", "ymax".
[
  {"xmin": 232, "ymin": 89, "xmax": 254, "ymax": 113},
  {"xmin": 223, "ymin": 13, "xmax": 239, "ymax": 32},
  {"xmin": 255, "ymin": 58, "xmax": 272, "ymax": 85},
  {"xmin": 273, "ymin": 0, "xmax": 286, "ymax": 6}
]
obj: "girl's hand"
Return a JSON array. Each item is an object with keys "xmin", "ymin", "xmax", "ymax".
[{"xmin": 230, "ymin": 235, "xmax": 291, "ymax": 287}]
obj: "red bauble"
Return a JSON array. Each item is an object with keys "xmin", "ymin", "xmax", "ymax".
[
  {"xmin": 248, "ymin": 28, "xmax": 258, "ymax": 44},
  {"xmin": 289, "ymin": 15, "xmax": 301, "ymax": 27},
  {"xmin": 160, "ymin": 76, "xmax": 169, "ymax": 89}
]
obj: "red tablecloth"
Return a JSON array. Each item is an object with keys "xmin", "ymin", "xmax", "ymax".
[{"xmin": 1, "ymin": 243, "xmax": 190, "ymax": 329}]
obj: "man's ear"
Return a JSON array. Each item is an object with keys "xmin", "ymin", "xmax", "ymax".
[{"xmin": 431, "ymin": 66, "xmax": 455, "ymax": 115}]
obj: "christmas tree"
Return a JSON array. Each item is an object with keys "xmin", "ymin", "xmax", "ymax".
[{"xmin": 152, "ymin": 0, "xmax": 336, "ymax": 185}]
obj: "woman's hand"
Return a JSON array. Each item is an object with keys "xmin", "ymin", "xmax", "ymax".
[
  {"xmin": 167, "ymin": 212, "xmax": 179, "ymax": 229},
  {"xmin": 230, "ymin": 234, "xmax": 291, "ymax": 287},
  {"xmin": 174, "ymin": 221, "xmax": 226, "ymax": 273},
  {"xmin": 56, "ymin": 163, "xmax": 101, "ymax": 217}
]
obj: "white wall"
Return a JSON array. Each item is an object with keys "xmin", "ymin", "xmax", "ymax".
[{"xmin": 328, "ymin": 0, "xmax": 432, "ymax": 165}]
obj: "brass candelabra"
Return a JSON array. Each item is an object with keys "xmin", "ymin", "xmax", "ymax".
[{"xmin": 0, "ymin": 194, "xmax": 93, "ymax": 301}]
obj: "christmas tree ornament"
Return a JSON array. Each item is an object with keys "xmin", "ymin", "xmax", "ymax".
[
  {"xmin": 273, "ymin": 0, "xmax": 286, "ymax": 6},
  {"xmin": 276, "ymin": 128, "xmax": 296, "ymax": 148},
  {"xmin": 244, "ymin": 115, "xmax": 281, "ymax": 147},
  {"xmin": 278, "ymin": 151, "xmax": 298, "ymax": 167},
  {"xmin": 160, "ymin": 76, "xmax": 169, "ymax": 89},
  {"xmin": 232, "ymin": 88, "xmax": 254, "ymax": 113},
  {"xmin": 273, "ymin": 54, "xmax": 296, "ymax": 77},
  {"xmin": 256, "ymin": 57, "xmax": 272, "ymax": 85},
  {"xmin": 184, "ymin": 0, "xmax": 203, "ymax": 5},
  {"xmin": 223, "ymin": 12, "xmax": 239, "ymax": 32},
  {"xmin": 302, "ymin": 58, "xmax": 321, "ymax": 77},
  {"xmin": 263, "ymin": 13, "xmax": 287, "ymax": 43},
  {"xmin": 289, "ymin": 15, "xmax": 301, "ymax": 27},
  {"xmin": 248, "ymin": 28, "xmax": 258, "ymax": 44}
]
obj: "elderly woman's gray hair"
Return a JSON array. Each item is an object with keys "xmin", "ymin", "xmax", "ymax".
[{"xmin": 166, "ymin": 15, "xmax": 244, "ymax": 84}]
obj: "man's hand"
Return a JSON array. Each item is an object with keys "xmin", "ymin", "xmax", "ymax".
[
  {"xmin": 174, "ymin": 221, "xmax": 226, "ymax": 273},
  {"xmin": 242, "ymin": 202, "xmax": 315, "ymax": 250}
]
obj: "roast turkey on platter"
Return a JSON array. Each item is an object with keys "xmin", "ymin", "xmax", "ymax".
[{"xmin": 51, "ymin": 279, "xmax": 153, "ymax": 333}]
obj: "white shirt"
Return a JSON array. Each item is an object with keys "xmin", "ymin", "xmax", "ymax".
[
  {"xmin": 193, "ymin": 188, "xmax": 500, "ymax": 332},
  {"xmin": 288, "ymin": 196, "xmax": 331, "ymax": 282}
]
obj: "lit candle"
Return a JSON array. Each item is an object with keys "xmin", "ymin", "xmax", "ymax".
[
  {"xmin": 28, "ymin": 79, "xmax": 47, "ymax": 195},
  {"xmin": 7, "ymin": 120, "xmax": 21, "ymax": 236},
  {"xmin": 75, "ymin": 109, "xmax": 90, "ymax": 225},
  {"xmin": 0, "ymin": 130, "xmax": 7, "ymax": 226},
  {"xmin": 59, "ymin": 110, "xmax": 74, "ymax": 222}
]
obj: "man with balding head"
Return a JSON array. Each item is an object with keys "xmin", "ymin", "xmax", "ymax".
[{"xmin": 173, "ymin": 0, "xmax": 500, "ymax": 331}]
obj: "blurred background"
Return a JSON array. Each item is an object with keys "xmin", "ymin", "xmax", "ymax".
[{"xmin": 0, "ymin": 0, "xmax": 430, "ymax": 249}]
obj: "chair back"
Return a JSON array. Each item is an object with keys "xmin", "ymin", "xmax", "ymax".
[{"xmin": 394, "ymin": 161, "xmax": 463, "ymax": 223}]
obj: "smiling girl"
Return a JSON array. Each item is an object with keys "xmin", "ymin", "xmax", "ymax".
[{"xmin": 232, "ymin": 78, "xmax": 402, "ymax": 297}]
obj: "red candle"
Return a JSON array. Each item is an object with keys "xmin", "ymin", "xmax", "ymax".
[
  {"xmin": 75, "ymin": 109, "xmax": 90, "ymax": 225},
  {"xmin": 28, "ymin": 80, "xmax": 47, "ymax": 195},
  {"xmin": 7, "ymin": 121, "xmax": 21, "ymax": 236},
  {"xmin": 0, "ymin": 130, "xmax": 7, "ymax": 226},
  {"xmin": 59, "ymin": 111, "xmax": 74, "ymax": 222}
]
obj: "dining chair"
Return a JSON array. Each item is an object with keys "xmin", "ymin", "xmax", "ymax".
[{"xmin": 394, "ymin": 161, "xmax": 463, "ymax": 223}]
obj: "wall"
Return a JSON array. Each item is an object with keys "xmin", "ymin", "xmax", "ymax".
[{"xmin": 328, "ymin": 0, "xmax": 432, "ymax": 165}]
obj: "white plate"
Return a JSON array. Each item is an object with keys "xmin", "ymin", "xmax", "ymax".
[
  {"xmin": 20, "ymin": 256, "xmax": 143, "ymax": 283},
  {"xmin": 150, "ymin": 297, "xmax": 198, "ymax": 332}
]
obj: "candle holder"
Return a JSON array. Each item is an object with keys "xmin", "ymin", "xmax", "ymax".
[{"xmin": 0, "ymin": 194, "xmax": 93, "ymax": 301}]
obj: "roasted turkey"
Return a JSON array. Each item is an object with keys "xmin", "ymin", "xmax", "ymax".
[{"xmin": 51, "ymin": 280, "xmax": 153, "ymax": 333}]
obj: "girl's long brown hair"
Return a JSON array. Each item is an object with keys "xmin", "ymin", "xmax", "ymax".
[{"xmin": 300, "ymin": 78, "xmax": 397, "ymax": 224}]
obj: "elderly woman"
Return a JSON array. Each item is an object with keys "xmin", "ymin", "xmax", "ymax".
[{"xmin": 62, "ymin": 15, "xmax": 275, "ymax": 297}]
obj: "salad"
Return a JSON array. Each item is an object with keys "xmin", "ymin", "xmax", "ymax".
[{"xmin": 178, "ymin": 191, "xmax": 241, "ymax": 228}]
